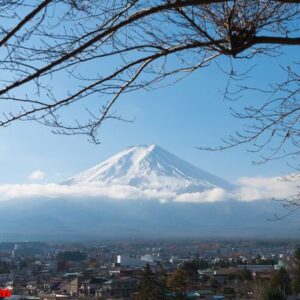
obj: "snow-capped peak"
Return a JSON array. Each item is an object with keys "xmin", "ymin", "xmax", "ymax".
[{"xmin": 64, "ymin": 144, "xmax": 232, "ymax": 193}]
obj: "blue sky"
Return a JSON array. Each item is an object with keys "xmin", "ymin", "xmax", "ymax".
[{"xmin": 0, "ymin": 46, "xmax": 297, "ymax": 185}]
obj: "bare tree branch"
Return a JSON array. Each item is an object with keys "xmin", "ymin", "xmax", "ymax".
[{"xmin": 0, "ymin": 0, "xmax": 299, "ymax": 156}]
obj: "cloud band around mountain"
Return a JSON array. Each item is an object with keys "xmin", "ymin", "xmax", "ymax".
[{"xmin": 0, "ymin": 175, "xmax": 297, "ymax": 203}]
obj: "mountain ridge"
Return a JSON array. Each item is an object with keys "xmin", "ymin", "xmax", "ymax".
[{"xmin": 64, "ymin": 144, "xmax": 233, "ymax": 194}]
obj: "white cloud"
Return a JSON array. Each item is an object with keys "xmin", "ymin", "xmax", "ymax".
[
  {"xmin": 175, "ymin": 188, "xmax": 227, "ymax": 203},
  {"xmin": 233, "ymin": 176, "xmax": 298, "ymax": 201},
  {"xmin": 29, "ymin": 170, "xmax": 45, "ymax": 181},
  {"xmin": 0, "ymin": 183, "xmax": 176, "ymax": 202},
  {"xmin": 0, "ymin": 174, "xmax": 298, "ymax": 203}
]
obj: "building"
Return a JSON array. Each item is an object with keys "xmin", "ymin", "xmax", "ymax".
[
  {"xmin": 237, "ymin": 265, "xmax": 274, "ymax": 273},
  {"xmin": 52, "ymin": 278, "xmax": 78, "ymax": 296},
  {"xmin": 98, "ymin": 277, "xmax": 138, "ymax": 299},
  {"xmin": 40, "ymin": 294, "xmax": 69, "ymax": 300},
  {"xmin": 80, "ymin": 277, "xmax": 106, "ymax": 296},
  {"xmin": 116, "ymin": 256, "xmax": 147, "ymax": 268}
]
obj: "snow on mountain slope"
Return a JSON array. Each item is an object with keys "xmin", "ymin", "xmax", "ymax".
[{"xmin": 65, "ymin": 145, "xmax": 233, "ymax": 193}]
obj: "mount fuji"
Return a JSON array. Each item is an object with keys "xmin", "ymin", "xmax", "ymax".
[
  {"xmin": 64, "ymin": 144, "xmax": 233, "ymax": 194},
  {"xmin": 0, "ymin": 144, "xmax": 299, "ymax": 241}
]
